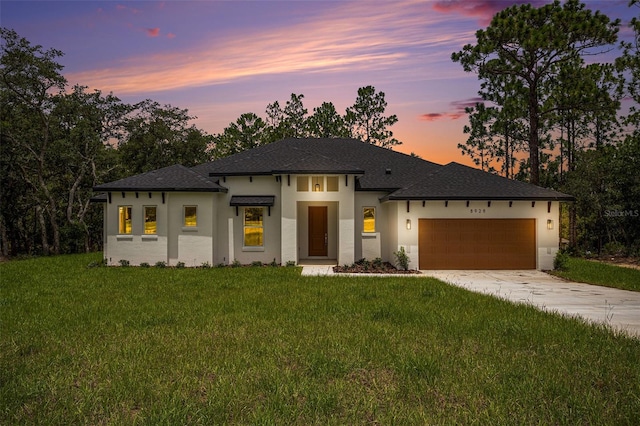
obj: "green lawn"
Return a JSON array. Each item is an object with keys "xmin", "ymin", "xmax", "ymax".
[
  {"xmin": 2, "ymin": 253, "xmax": 639, "ymax": 424},
  {"xmin": 551, "ymin": 257, "xmax": 640, "ymax": 292}
]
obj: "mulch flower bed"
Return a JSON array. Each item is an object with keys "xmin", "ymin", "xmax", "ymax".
[{"xmin": 333, "ymin": 260, "xmax": 421, "ymax": 274}]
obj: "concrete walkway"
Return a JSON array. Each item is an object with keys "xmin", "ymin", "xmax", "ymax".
[
  {"xmin": 421, "ymin": 270, "xmax": 640, "ymax": 338},
  {"xmin": 301, "ymin": 265, "xmax": 640, "ymax": 338}
]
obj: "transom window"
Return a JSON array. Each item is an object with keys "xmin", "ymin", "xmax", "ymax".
[
  {"xmin": 144, "ymin": 206, "xmax": 157, "ymax": 234},
  {"xmin": 297, "ymin": 176, "xmax": 309, "ymax": 192},
  {"xmin": 244, "ymin": 207, "xmax": 264, "ymax": 247},
  {"xmin": 184, "ymin": 206, "xmax": 197, "ymax": 227},
  {"xmin": 363, "ymin": 207, "xmax": 375, "ymax": 233},
  {"xmin": 118, "ymin": 206, "xmax": 132, "ymax": 234},
  {"xmin": 327, "ymin": 176, "xmax": 339, "ymax": 192}
]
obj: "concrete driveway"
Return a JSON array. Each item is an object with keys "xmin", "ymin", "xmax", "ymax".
[{"xmin": 420, "ymin": 270, "xmax": 640, "ymax": 338}]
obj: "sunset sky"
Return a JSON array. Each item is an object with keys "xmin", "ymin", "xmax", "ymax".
[{"xmin": 1, "ymin": 0, "xmax": 635, "ymax": 165}]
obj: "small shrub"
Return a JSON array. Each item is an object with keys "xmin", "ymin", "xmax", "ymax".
[
  {"xmin": 393, "ymin": 246, "xmax": 410, "ymax": 271},
  {"xmin": 175, "ymin": 261, "xmax": 186, "ymax": 269},
  {"xmin": 154, "ymin": 261, "xmax": 167, "ymax": 268},
  {"xmin": 554, "ymin": 250, "xmax": 570, "ymax": 271},
  {"xmin": 215, "ymin": 263, "xmax": 226, "ymax": 268},
  {"xmin": 285, "ymin": 260, "xmax": 296, "ymax": 267},
  {"xmin": 372, "ymin": 257, "xmax": 383, "ymax": 268},
  {"xmin": 118, "ymin": 259, "xmax": 130, "ymax": 267},
  {"xmin": 231, "ymin": 259, "xmax": 242, "ymax": 268},
  {"xmin": 139, "ymin": 262, "xmax": 150, "ymax": 268},
  {"xmin": 87, "ymin": 259, "xmax": 106, "ymax": 268},
  {"xmin": 270, "ymin": 258, "xmax": 279, "ymax": 267},
  {"xmin": 251, "ymin": 261, "xmax": 263, "ymax": 267},
  {"xmin": 201, "ymin": 262, "xmax": 211, "ymax": 269}
]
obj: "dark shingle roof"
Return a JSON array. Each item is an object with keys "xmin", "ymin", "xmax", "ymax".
[
  {"xmin": 384, "ymin": 162, "xmax": 574, "ymax": 201},
  {"xmin": 93, "ymin": 164, "xmax": 227, "ymax": 192},
  {"xmin": 192, "ymin": 138, "xmax": 441, "ymax": 191},
  {"xmin": 94, "ymin": 139, "xmax": 574, "ymax": 201}
]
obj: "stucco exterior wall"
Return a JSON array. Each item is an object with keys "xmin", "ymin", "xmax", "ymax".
[
  {"xmin": 103, "ymin": 191, "xmax": 216, "ymax": 266},
  {"xmin": 167, "ymin": 192, "xmax": 215, "ymax": 267},
  {"xmin": 354, "ymin": 191, "xmax": 388, "ymax": 262},
  {"xmin": 215, "ymin": 176, "xmax": 282, "ymax": 265},
  {"xmin": 281, "ymin": 174, "xmax": 355, "ymax": 265},
  {"xmin": 392, "ymin": 200, "xmax": 560, "ymax": 270}
]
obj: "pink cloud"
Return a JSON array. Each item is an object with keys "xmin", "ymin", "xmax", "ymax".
[
  {"xmin": 432, "ymin": 0, "xmax": 546, "ymax": 25},
  {"xmin": 146, "ymin": 28, "xmax": 160, "ymax": 37},
  {"xmin": 420, "ymin": 98, "xmax": 483, "ymax": 122},
  {"xmin": 166, "ymin": 33, "xmax": 176, "ymax": 39}
]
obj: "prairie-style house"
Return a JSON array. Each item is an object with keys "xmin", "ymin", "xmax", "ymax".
[{"xmin": 93, "ymin": 137, "xmax": 572, "ymax": 270}]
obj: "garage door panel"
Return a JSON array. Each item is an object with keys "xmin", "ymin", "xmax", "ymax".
[{"xmin": 419, "ymin": 219, "xmax": 536, "ymax": 270}]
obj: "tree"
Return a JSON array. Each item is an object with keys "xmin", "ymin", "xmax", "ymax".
[
  {"xmin": 211, "ymin": 112, "xmax": 267, "ymax": 159},
  {"xmin": 118, "ymin": 100, "xmax": 210, "ymax": 174},
  {"xmin": 345, "ymin": 85, "xmax": 400, "ymax": 148},
  {"xmin": 264, "ymin": 93, "xmax": 308, "ymax": 142},
  {"xmin": 1, "ymin": 28, "xmax": 68, "ymax": 254},
  {"xmin": 459, "ymin": 102, "xmax": 526, "ymax": 177},
  {"xmin": 452, "ymin": 0, "xmax": 619, "ymax": 185},
  {"xmin": 1, "ymin": 29, "xmax": 130, "ymax": 255},
  {"xmin": 307, "ymin": 102, "xmax": 349, "ymax": 138}
]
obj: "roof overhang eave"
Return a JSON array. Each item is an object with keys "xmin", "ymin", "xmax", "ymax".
[
  {"xmin": 92, "ymin": 187, "xmax": 228, "ymax": 193},
  {"xmin": 381, "ymin": 195, "xmax": 575, "ymax": 202}
]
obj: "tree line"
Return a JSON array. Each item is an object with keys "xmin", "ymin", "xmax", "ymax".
[
  {"xmin": 0, "ymin": 28, "xmax": 400, "ymax": 257},
  {"xmin": 2, "ymin": 0, "xmax": 638, "ymax": 258},
  {"xmin": 452, "ymin": 0, "xmax": 640, "ymax": 255}
]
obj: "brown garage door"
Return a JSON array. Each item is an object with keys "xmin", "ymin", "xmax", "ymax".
[{"xmin": 419, "ymin": 219, "xmax": 536, "ymax": 270}]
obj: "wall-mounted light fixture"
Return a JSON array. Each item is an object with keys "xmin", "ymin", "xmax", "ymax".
[
  {"xmin": 547, "ymin": 219, "xmax": 554, "ymax": 230},
  {"xmin": 406, "ymin": 219, "xmax": 412, "ymax": 230},
  {"xmin": 314, "ymin": 183, "xmax": 320, "ymax": 192}
]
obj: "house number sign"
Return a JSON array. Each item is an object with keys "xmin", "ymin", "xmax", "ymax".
[{"xmin": 470, "ymin": 208, "xmax": 487, "ymax": 214}]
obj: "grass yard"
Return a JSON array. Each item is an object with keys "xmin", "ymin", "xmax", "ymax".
[
  {"xmin": 2, "ymin": 254, "xmax": 639, "ymax": 424},
  {"xmin": 551, "ymin": 257, "xmax": 640, "ymax": 292}
]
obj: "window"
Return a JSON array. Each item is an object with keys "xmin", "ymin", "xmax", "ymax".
[
  {"xmin": 119, "ymin": 206, "xmax": 132, "ymax": 234},
  {"xmin": 297, "ymin": 176, "xmax": 309, "ymax": 192},
  {"xmin": 312, "ymin": 176, "xmax": 323, "ymax": 192},
  {"xmin": 327, "ymin": 176, "xmax": 339, "ymax": 192},
  {"xmin": 363, "ymin": 207, "xmax": 375, "ymax": 233},
  {"xmin": 144, "ymin": 206, "xmax": 157, "ymax": 234},
  {"xmin": 184, "ymin": 206, "xmax": 197, "ymax": 227},
  {"xmin": 244, "ymin": 207, "xmax": 264, "ymax": 247}
]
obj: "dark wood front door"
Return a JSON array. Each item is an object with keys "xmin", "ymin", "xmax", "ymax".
[{"xmin": 308, "ymin": 206, "xmax": 328, "ymax": 256}]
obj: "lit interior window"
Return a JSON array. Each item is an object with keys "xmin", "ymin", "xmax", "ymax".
[
  {"xmin": 119, "ymin": 206, "xmax": 132, "ymax": 234},
  {"xmin": 244, "ymin": 207, "xmax": 264, "ymax": 246},
  {"xmin": 363, "ymin": 207, "xmax": 375, "ymax": 233},
  {"xmin": 184, "ymin": 206, "xmax": 197, "ymax": 227},
  {"xmin": 144, "ymin": 206, "xmax": 157, "ymax": 234},
  {"xmin": 327, "ymin": 176, "xmax": 339, "ymax": 192},
  {"xmin": 297, "ymin": 176, "xmax": 309, "ymax": 192}
]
